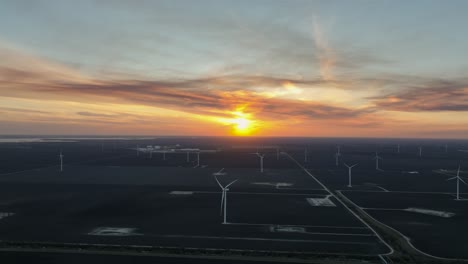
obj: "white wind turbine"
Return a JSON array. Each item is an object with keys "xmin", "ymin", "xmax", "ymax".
[
  {"xmin": 214, "ymin": 175, "xmax": 238, "ymax": 224},
  {"xmin": 373, "ymin": 152, "xmax": 382, "ymax": 171},
  {"xmin": 59, "ymin": 150, "xmax": 64, "ymax": 172},
  {"xmin": 344, "ymin": 163, "xmax": 358, "ymax": 187},
  {"xmin": 250, "ymin": 150, "xmax": 265, "ymax": 173},
  {"xmin": 256, "ymin": 153, "xmax": 265, "ymax": 173},
  {"xmin": 446, "ymin": 165, "xmax": 467, "ymax": 200},
  {"xmin": 196, "ymin": 152, "xmax": 200, "ymax": 167}
]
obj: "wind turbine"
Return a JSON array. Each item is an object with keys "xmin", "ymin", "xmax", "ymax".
[
  {"xmin": 446, "ymin": 165, "xmax": 467, "ymax": 200},
  {"xmin": 250, "ymin": 151, "xmax": 265, "ymax": 173},
  {"xmin": 373, "ymin": 152, "xmax": 382, "ymax": 171},
  {"xmin": 418, "ymin": 146, "xmax": 422, "ymax": 157},
  {"xmin": 196, "ymin": 152, "xmax": 200, "ymax": 167},
  {"xmin": 335, "ymin": 146, "xmax": 341, "ymax": 166},
  {"xmin": 59, "ymin": 151, "xmax": 64, "ymax": 172},
  {"xmin": 344, "ymin": 163, "xmax": 358, "ymax": 187},
  {"xmin": 256, "ymin": 153, "xmax": 264, "ymax": 173},
  {"xmin": 214, "ymin": 175, "xmax": 238, "ymax": 224}
]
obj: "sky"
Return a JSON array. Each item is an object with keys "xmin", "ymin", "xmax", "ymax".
[{"xmin": 1, "ymin": 0, "xmax": 468, "ymax": 138}]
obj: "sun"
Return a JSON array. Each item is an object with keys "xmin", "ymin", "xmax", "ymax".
[
  {"xmin": 228, "ymin": 108, "xmax": 256, "ymax": 136},
  {"xmin": 233, "ymin": 117, "xmax": 250, "ymax": 132}
]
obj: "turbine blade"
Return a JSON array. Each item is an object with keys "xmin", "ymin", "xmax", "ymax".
[
  {"xmin": 344, "ymin": 163, "xmax": 349, "ymax": 168},
  {"xmin": 446, "ymin": 177, "xmax": 457, "ymax": 181},
  {"xmin": 351, "ymin": 163, "xmax": 358, "ymax": 168},
  {"xmin": 225, "ymin": 179, "xmax": 238, "ymax": 188},
  {"xmin": 460, "ymin": 177, "xmax": 468, "ymax": 186},
  {"xmin": 214, "ymin": 175, "xmax": 224, "ymax": 189}
]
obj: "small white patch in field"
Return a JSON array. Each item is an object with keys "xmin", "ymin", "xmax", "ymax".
[
  {"xmin": 169, "ymin": 191, "xmax": 193, "ymax": 195},
  {"xmin": 404, "ymin": 171, "xmax": 419, "ymax": 174},
  {"xmin": 306, "ymin": 197, "xmax": 336, "ymax": 207},
  {"xmin": 88, "ymin": 227, "xmax": 141, "ymax": 236},
  {"xmin": 269, "ymin": 225, "xmax": 306, "ymax": 233},
  {"xmin": 404, "ymin": 208, "xmax": 455, "ymax": 218},
  {"xmin": 251, "ymin": 182, "xmax": 293, "ymax": 188},
  {"xmin": 0, "ymin": 212, "xmax": 14, "ymax": 220}
]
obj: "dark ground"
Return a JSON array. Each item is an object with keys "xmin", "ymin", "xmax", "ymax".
[{"xmin": 0, "ymin": 136, "xmax": 467, "ymax": 263}]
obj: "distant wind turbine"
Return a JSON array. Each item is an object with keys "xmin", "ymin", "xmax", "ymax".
[
  {"xmin": 446, "ymin": 165, "xmax": 467, "ymax": 200},
  {"xmin": 214, "ymin": 175, "xmax": 238, "ymax": 224},
  {"xmin": 251, "ymin": 151, "xmax": 264, "ymax": 173},
  {"xmin": 418, "ymin": 146, "xmax": 422, "ymax": 157},
  {"xmin": 59, "ymin": 150, "xmax": 64, "ymax": 172},
  {"xmin": 344, "ymin": 163, "xmax": 358, "ymax": 187},
  {"xmin": 373, "ymin": 152, "xmax": 382, "ymax": 171}
]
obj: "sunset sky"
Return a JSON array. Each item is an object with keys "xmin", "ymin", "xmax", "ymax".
[{"xmin": 1, "ymin": 0, "xmax": 468, "ymax": 138}]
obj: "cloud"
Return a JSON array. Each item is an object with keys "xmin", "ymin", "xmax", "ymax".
[{"xmin": 370, "ymin": 79, "xmax": 468, "ymax": 112}]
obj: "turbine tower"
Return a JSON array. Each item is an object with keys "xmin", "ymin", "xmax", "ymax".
[
  {"xmin": 446, "ymin": 165, "xmax": 467, "ymax": 200},
  {"xmin": 373, "ymin": 152, "xmax": 382, "ymax": 171},
  {"xmin": 59, "ymin": 151, "xmax": 64, "ymax": 172},
  {"xmin": 196, "ymin": 152, "xmax": 200, "ymax": 167},
  {"xmin": 214, "ymin": 175, "xmax": 238, "ymax": 224},
  {"xmin": 344, "ymin": 163, "xmax": 358, "ymax": 187},
  {"xmin": 418, "ymin": 146, "xmax": 422, "ymax": 157}
]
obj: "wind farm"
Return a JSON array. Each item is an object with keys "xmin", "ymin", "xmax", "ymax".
[{"xmin": 0, "ymin": 136, "xmax": 467, "ymax": 264}]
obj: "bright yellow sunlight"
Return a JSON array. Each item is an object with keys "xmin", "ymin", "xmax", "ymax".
[{"xmin": 215, "ymin": 106, "xmax": 257, "ymax": 136}]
